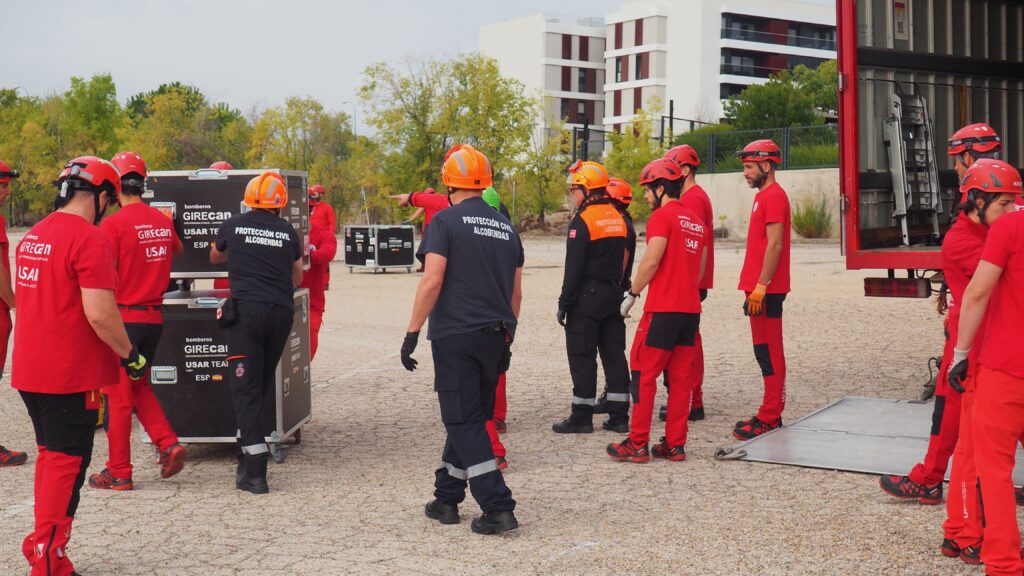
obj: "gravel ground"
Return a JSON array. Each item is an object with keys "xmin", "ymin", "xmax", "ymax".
[{"xmin": 0, "ymin": 237, "xmax": 1008, "ymax": 575}]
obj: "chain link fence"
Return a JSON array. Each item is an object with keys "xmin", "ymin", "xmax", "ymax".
[{"xmin": 673, "ymin": 124, "xmax": 838, "ymax": 173}]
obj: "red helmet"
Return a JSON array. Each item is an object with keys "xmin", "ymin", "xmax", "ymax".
[
  {"xmin": 607, "ymin": 178, "xmax": 633, "ymax": 205},
  {"xmin": 948, "ymin": 123, "xmax": 1001, "ymax": 156},
  {"xmin": 0, "ymin": 159, "xmax": 19, "ymax": 184},
  {"xmin": 209, "ymin": 161, "xmax": 233, "ymax": 170},
  {"xmin": 639, "ymin": 158, "xmax": 683, "ymax": 185},
  {"xmin": 959, "ymin": 158, "xmax": 1022, "ymax": 199},
  {"xmin": 664, "ymin": 145, "xmax": 701, "ymax": 169},
  {"xmin": 736, "ymin": 139, "xmax": 782, "ymax": 164},
  {"xmin": 57, "ymin": 156, "xmax": 121, "ymax": 195},
  {"xmin": 308, "ymin": 184, "xmax": 325, "ymax": 204},
  {"xmin": 111, "ymin": 151, "xmax": 147, "ymax": 180}
]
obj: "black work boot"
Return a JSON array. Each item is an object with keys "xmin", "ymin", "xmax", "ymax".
[
  {"xmin": 688, "ymin": 407, "xmax": 705, "ymax": 421},
  {"xmin": 592, "ymin": 392, "xmax": 609, "ymax": 414},
  {"xmin": 471, "ymin": 510, "xmax": 519, "ymax": 535},
  {"xmin": 552, "ymin": 417, "xmax": 593, "ymax": 434},
  {"xmin": 601, "ymin": 416, "xmax": 629, "ymax": 433},
  {"xmin": 236, "ymin": 453, "xmax": 269, "ymax": 494},
  {"xmin": 659, "ymin": 404, "xmax": 667, "ymax": 422},
  {"xmin": 424, "ymin": 499, "xmax": 460, "ymax": 525}
]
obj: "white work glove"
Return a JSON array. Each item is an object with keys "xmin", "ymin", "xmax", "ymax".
[{"xmin": 620, "ymin": 291, "xmax": 638, "ymax": 318}]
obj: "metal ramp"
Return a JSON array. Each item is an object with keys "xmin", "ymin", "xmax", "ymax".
[
  {"xmin": 731, "ymin": 396, "xmax": 1024, "ymax": 484},
  {"xmin": 883, "ymin": 84, "xmax": 943, "ymax": 246}
]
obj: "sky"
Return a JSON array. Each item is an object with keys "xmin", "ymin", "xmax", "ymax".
[{"xmin": 6, "ymin": 0, "xmax": 626, "ymax": 130}]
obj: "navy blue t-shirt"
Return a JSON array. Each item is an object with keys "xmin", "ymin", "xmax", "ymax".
[
  {"xmin": 215, "ymin": 209, "xmax": 301, "ymax": 308},
  {"xmin": 418, "ymin": 196, "xmax": 524, "ymax": 340}
]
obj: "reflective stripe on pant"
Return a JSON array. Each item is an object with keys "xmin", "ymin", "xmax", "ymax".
[
  {"xmin": 973, "ymin": 365, "xmax": 1024, "ymax": 576},
  {"xmin": 310, "ymin": 308, "xmax": 323, "ymax": 361},
  {"xmin": 749, "ymin": 293, "xmax": 786, "ymax": 422},
  {"xmin": 104, "ymin": 322, "xmax": 178, "ymax": 478},
  {"xmin": 228, "ymin": 301, "xmax": 294, "ymax": 454},
  {"xmin": 566, "ymin": 281, "xmax": 630, "ymax": 420},
  {"xmin": 943, "ymin": 367, "xmax": 982, "ymax": 547},
  {"xmin": 431, "ymin": 328, "xmax": 515, "ymax": 513},
  {"xmin": 629, "ymin": 312, "xmax": 699, "ymax": 447},
  {"xmin": 19, "ymin": 390, "xmax": 98, "ymax": 576},
  {"xmin": 487, "ymin": 372, "xmax": 507, "ymax": 458},
  {"xmin": 908, "ymin": 319, "xmax": 960, "ymax": 486}
]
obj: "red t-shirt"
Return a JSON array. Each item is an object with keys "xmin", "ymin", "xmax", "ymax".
[
  {"xmin": 643, "ymin": 201, "xmax": 708, "ymax": 313},
  {"xmin": 12, "ymin": 212, "xmax": 119, "ymax": 394},
  {"xmin": 411, "ymin": 191, "xmax": 449, "ymax": 227},
  {"xmin": 101, "ymin": 202, "xmax": 180, "ymax": 323},
  {"xmin": 978, "ymin": 211, "xmax": 1024, "ymax": 378},
  {"xmin": 0, "ymin": 214, "xmax": 10, "ymax": 312},
  {"xmin": 738, "ymin": 182, "xmax": 791, "ymax": 293},
  {"xmin": 679, "ymin": 184, "xmax": 715, "ymax": 290},
  {"xmin": 942, "ymin": 214, "xmax": 989, "ymax": 362},
  {"xmin": 299, "ymin": 223, "xmax": 338, "ymax": 312},
  {"xmin": 311, "ymin": 201, "xmax": 337, "ymax": 234}
]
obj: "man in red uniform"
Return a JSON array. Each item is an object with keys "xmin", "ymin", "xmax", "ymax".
[
  {"xmin": 609, "ymin": 158, "xmax": 708, "ymax": 462},
  {"xmin": 14, "ymin": 156, "xmax": 148, "ymax": 576},
  {"xmin": 0, "ymin": 159, "xmax": 27, "ymax": 468},
  {"xmin": 879, "ymin": 123, "xmax": 1003, "ymax": 510},
  {"xmin": 308, "ymin": 184, "xmax": 337, "ymax": 289},
  {"xmin": 663, "ymin": 144, "xmax": 714, "ymax": 422},
  {"xmin": 733, "ymin": 140, "xmax": 791, "ymax": 440},
  {"xmin": 949, "ymin": 159, "xmax": 1024, "ymax": 576},
  {"xmin": 299, "ymin": 219, "xmax": 338, "ymax": 360},
  {"xmin": 87, "ymin": 152, "xmax": 186, "ymax": 491}
]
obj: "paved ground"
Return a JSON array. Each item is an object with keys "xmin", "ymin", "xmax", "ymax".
[{"xmin": 0, "ymin": 237, "xmax": 1008, "ymax": 575}]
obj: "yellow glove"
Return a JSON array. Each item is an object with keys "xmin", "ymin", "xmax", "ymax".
[
  {"xmin": 121, "ymin": 345, "xmax": 148, "ymax": 381},
  {"xmin": 744, "ymin": 283, "xmax": 768, "ymax": 317}
]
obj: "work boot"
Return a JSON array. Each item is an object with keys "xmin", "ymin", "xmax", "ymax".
[
  {"xmin": 552, "ymin": 418, "xmax": 593, "ymax": 434},
  {"xmin": 959, "ymin": 543, "xmax": 981, "ymax": 565},
  {"xmin": 495, "ymin": 419, "xmax": 508, "ymax": 434},
  {"xmin": 470, "ymin": 510, "xmax": 519, "ymax": 535},
  {"xmin": 606, "ymin": 438, "xmax": 650, "ymax": 463},
  {"xmin": 733, "ymin": 416, "xmax": 782, "ymax": 440},
  {"xmin": 601, "ymin": 417, "xmax": 629, "ymax": 433},
  {"xmin": 651, "ymin": 437, "xmax": 687, "ymax": 462},
  {"xmin": 424, "ymin": 499, "xmax": 460, "ymax": 525},
  {"xmin": 158, "ymin": 443, "xmax": 187, "ymax": 479},
  {"xmin": 878, "ymin": 474, "xmax": 942, "ymax": 505},
  {"xmin": 88, "ymin": 468, "xmax": 134, "ymax": 491},
  {"xmin": 495, "ymin": 456, "xmax": 508, "ymax": 470},
  {"xmin": 0, "ymin": 445, "xmax": 28, "ymax": 467},
  {"xmin": 236, "ymin": 454, "xmax": 269, "ymax": 495},
  {"xmin": 592, "ymin": 392, "xmax": 609, "ymax": 414},
  {"xmin": 689, "ymin": 406, "xmax": 705, "ymax": 421},
  {"xmin": 659, "ymin": 404, "xmax": 667, "ymax": 422},
  {"xmin": 940, "ymin": 538, "xmax": 960, "ymax": 558}
]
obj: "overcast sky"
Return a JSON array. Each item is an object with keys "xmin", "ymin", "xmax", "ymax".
[{"xmin": 7, "ymin": 0, "xmax": 626, "ymax": 130}]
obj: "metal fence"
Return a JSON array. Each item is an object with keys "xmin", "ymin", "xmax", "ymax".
[{"xmin": 672, "ymin": 124, "xmax": 838, "ymax": 173}]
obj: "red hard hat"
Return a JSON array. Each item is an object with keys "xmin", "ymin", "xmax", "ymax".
[
  {"xmin": 57, "ymin": 156, "xmax": 122, "ymax": 195},
  {"xmin": 308, "ymin": 184, "xmax": 325, "ymax": 204},
  {"xmin": 209, "ymin": 161, "xmax": 233, "ymax": 170},
  {"xmin": 0, "ymin": 159, "xmax": 19, "ymax": 184},
  {"xmin": 111, "ymin": 151, "xmax": 147, "ymax": 180},
  {"xmin": 607, "ymin": 178, "xmax": 633, "ymax": 205},
  {"xmin": 639, "ymin": 158, "xmax": 683, "ymax": 185},
  {"xmin": 736, "ymin": 139, "xmax": 782, "ymax": 164},
  {"xmin": 959, "ymin": 158, "xmax": 1022, "ymax": 201},
  {"xmin": 664, "ymin": 144, "xmax": 701, "ymax": 168},
  {"xmin": 948, "ymin": 123, "xmax": 1001, "ymax": 156}
]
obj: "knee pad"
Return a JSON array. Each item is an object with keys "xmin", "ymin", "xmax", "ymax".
[{"xmin": 753, "ymin": 343, "xmax": 774, "ymax": 377}]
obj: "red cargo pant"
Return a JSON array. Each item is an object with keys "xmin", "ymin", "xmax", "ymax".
[
  {"xmin": 690, "ymin": 332, "xmax": 704, "ymax": 409},
  {"xmin": 485, "ymin": 373, "xmax": 507, "ymax": 458},
  {"xmin": 104, "ymin": 323, "xmax": 178, "ymax": 478},
  {"xmin": 908, "ymin": 317, "xmax": 960, "ymax": 486},
  {"xmin": 943, "ymin": 366, "xmax": 982, "ymax": 548},
  {"xmin": 973, "ymin": 365, "xmax": 1024, "ymax": 576},
  {"xmin": 750, "ymin": 294, "xmax": 786, "ymax": 423},
  {"xmin": 629, "ymin": 312, "xmax": 699, "ymax": 447},
  {"xmin": 310, "ymin": 309, "xmax": 323, "ymax": 361}
]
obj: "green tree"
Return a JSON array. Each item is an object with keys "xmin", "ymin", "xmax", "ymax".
[
  {"xmin": 126, "ymin": 82, "xmax": 208, "ymax": 122},
  {"xmin": 791, "ymin": 59, "xmax": 838, "ymax": 115},
  {"xmin": 724, "ymin": 72, "xmax": 821, "ymax": 131},
  {"xmin": 516, "ymin": 111, "xmax": 571, "ymax": 228},
  {"xmin": 604, "ymin": 105, "xmax": 663, "ymax": 221},
  {"xmin": 58, "ymin": 74, "xmax": 125, "ymax": 158}
]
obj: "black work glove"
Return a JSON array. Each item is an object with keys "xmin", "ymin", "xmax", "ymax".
[
  {"xmin": 947, "ymin": 348, "xmax": 969, "ymax": 393},
  {"xmin": 401, "ymin": 331, "xmax": 420, "ymax": 372},
  {"xmin": 556, "ymin": 309, "xmax": 567, "ymax": 327},
  {"xmin": 498, "ymin": 342, "xmax": 512, "ymax": 374},
  {"xmin": 121, "ymin": 344, "xmax": 148, "ymax": 381}
]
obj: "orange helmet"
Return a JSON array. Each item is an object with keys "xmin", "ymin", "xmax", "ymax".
[
  {"xmin": 244, "ymin": 172, "xmax": 288, "ymax": 209},
  {"xmin": 567, "ymin": 160, "xmax": 609, "ymax": 190},
  {"xmin": 665, "ymin": 145, "xmax": 701, "ymax": 169},
  {"xmin": 607, "ymin": 178, "xmax": 633, "ymax": 205},
  {"xmin": 441, "ymin": 144, "xmax": 492, "ymax": 190},
  {"xmin": 736, "ymin": 140, "xmax": 782, "ymax": 165},
  {"xmin": 948, "ymin": 123, "xmax": 1001, "ymax": 157},
  {"xmin": 210, "ymin": 161, "xmax": 233, "ymax": 170}
]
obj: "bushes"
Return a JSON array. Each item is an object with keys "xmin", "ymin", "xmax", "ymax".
[
  {"xmin": 789, "ymin": 143, "xmax": 839, "ymax": 169},
  {"xmin": 792, "ymin": 194, "xmax": 834, "ymax": 238}
]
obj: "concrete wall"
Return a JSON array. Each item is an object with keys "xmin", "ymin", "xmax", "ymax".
[{"xmin": 700, "ymin": 167, "xmax": 839, "ymax": 239}]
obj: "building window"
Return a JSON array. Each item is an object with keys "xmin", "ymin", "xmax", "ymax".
[
  {"xmin": 579, "ymin": 36, "xmax": 589, "ymax": 61},
  {"xmin": 615, "ymin": 58, "xmax": 623, "ymax": 82},
  {"xmin": 720, "ymin": 83, "xmax": 746, "ymax": 99},
  {"xmin": 577, "ymin": 101, "xmax": 586, "ymax": 119},
  {"xmin": 634, "ymin": 87, "xmax": 643, "ymax": 112},
  {"xmin": 635, "ymin": 54, "xmax": 642, "ymax": 80},
  {"xmin": 562, "ymin": 34, "xmax": 572, "ymax": 59},
  {"xmin": 578, "ymin": 69, "xmax": 587, "ymax": 92},
  {"xmin": 561, "ymin": 99, "xmax": 570, "ymax": 121},
  {"xmin": 635, "ymin": 18, "xmax": 644, "ymax": 46},
  {"xmin": 721, "ymin": 50, "xmax": 758, "ymax": 76}
]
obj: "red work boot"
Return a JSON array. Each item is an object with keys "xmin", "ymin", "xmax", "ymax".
[
  {"xmin": 88, "ymin": 468, "xmax": 133, "ymax": 491},
  {"xmin": 878, "ymin": 474, "xmax": 942, "ymax": 505},
  {"xmin": 940, "ymin": 538, "xmax": 960, "ymax": 558},
  {"xmin": 606, "ymin": 438, "xmax": 650, "ymax": 463},
  {"xmin": 158, "ymin": 443, "xmax": 187, "ymax": 479},
  {"xmin": 0, "ymin": 445, "xmax": 28, "ymax": 467},
  {"xmin": 733, "ymin": 416, "xmax": 782, "ymax": 440},
  {"xmin": 651, "ymin": 437, "xmax": 687, "ymax": 462},
  {"xmin": 958, "ymin": 543, "xmax": 981, "ymax": 565}
]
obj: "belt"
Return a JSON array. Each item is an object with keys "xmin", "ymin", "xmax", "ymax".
[{"xmin": 118, "ymin": 304, "xmax": 163, "ymax": 311}]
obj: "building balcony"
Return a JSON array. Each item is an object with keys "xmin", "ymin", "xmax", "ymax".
[
  {"xmin": 719, "ymin": 62, "xmax": 787, "ymax": 79},
  {"xmin": 720, "ymin": 27, "xmax": 836, "ymax": 51}
]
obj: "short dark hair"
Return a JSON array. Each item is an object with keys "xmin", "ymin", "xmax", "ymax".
[{"xmin": 649, "ymin": 178, "xmax": 682, "ymax": 199}]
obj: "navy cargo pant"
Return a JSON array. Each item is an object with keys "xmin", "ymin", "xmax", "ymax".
[
  {"xmin": 566, "ymin": 279, "xmax": 630, "ymax": 422},
  {"xmin": 432, "ymin": 325, "xmax": 516, "ymax": 513}
]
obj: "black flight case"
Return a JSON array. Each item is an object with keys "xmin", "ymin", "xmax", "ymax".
[{"xmin": 343, "ymin": 224, "xmax": 415, "ymax": 273}]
